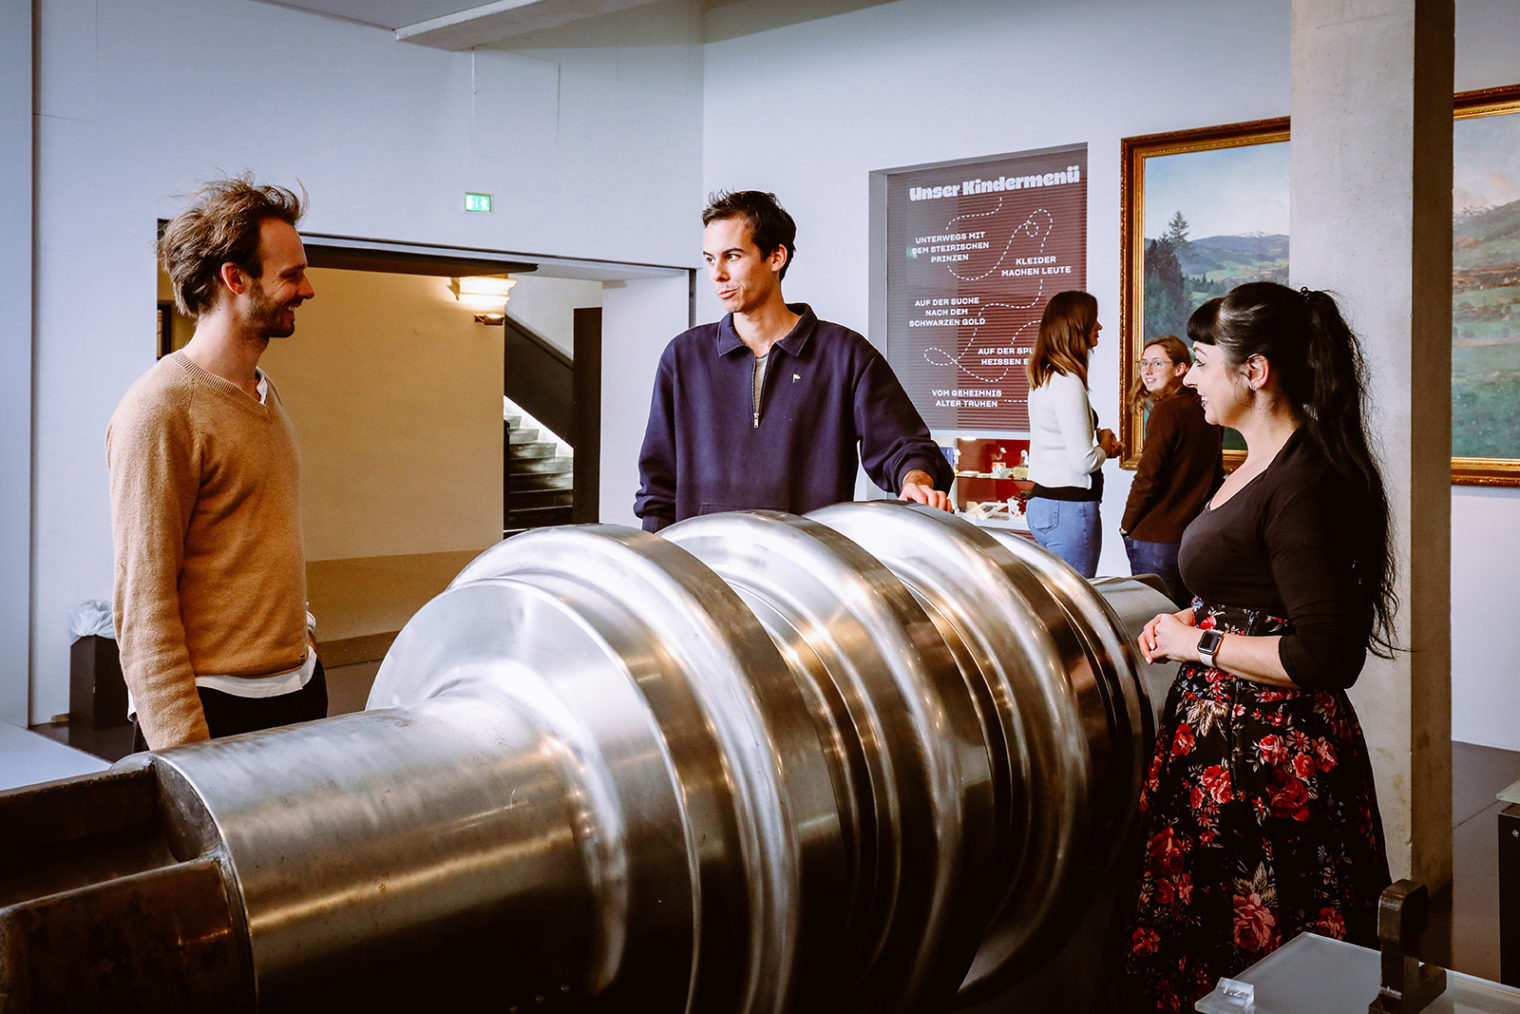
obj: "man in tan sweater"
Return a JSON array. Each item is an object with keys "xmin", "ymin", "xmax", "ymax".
[{"xmin": 107, "ymin": 176, "xmax": 325, "ymax": 750}]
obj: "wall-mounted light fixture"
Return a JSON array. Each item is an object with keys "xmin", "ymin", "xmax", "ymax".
[{"xmin": 451, "ymin": 275, "xmax": 517, "ymax": 325}]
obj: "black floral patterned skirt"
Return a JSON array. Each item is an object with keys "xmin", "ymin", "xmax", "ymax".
[{"xmin": 1112, "ymin": 600, "xmax": 1391, "ymax": 1013}]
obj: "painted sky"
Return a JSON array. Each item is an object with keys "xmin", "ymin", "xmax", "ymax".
[
  {"xmin": 1142, "ymin": 109, "xmax": 1518, "ymax": 236},
  {"xmin": 1454, "ymin": 110, "xmax": 1520, "ymax": 213},
  {"xmin": 1144, "ymin": 140, "xmax": 1290, "ymax": 241}
]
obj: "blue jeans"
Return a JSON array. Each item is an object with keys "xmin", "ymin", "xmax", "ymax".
[
  {"xmin": 1026, "ymin": 497, "xmax": 1101, "ymax": 578},
  {"xmin": 1124, "ymin": 536, "xmax": 1187, "ymax": 607}
]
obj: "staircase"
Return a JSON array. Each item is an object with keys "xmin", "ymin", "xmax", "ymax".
[{"xmin": 505, "ymin": 415, "xmax": 574, "ymax": 536}]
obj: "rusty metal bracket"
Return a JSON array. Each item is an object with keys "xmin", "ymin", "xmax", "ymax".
[{"xmin": 1369, "ymin": 879, "xmax": 1447, "ymax": 1013}]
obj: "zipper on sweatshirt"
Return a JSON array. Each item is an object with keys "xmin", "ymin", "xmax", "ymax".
[{"xmin": 752, "ymin": 352, "xmax": 770, "ymax": 429}]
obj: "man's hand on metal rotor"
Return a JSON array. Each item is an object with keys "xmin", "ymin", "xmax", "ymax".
[{"xmin": 898, "ymin": 470, "xmax": 953, "ymax": 512}]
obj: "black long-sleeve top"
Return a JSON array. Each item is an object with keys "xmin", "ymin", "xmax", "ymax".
[{"xmin": 1178, "ymin": 428, "xmax": 1376, "ymax": 690}]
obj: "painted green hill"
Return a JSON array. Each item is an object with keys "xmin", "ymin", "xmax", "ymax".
[
  {"xmin": 1454, "ymin": 197, "xmax": 1520, "ymax": 270},
  {"xmin": 1176, "ymin": 234, "xmax": 1289, "ymax": 280}
]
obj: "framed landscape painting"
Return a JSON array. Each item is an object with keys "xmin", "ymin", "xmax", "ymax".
[
  {"xmin": 1452, "ymin": 84, "xmax": 1520, "ymax": 487},
  {"xmin": 1122, "ymin": 93, "xmax": 1520, "ymax": 486},
  {"xmin": 1119, "ymin": 117, "xmax": 1288, "ymax": 467}
]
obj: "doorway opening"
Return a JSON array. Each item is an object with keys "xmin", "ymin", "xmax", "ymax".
[{"xmin": 154, "ymin": 232, "xmax": 684, "ymax": 708}]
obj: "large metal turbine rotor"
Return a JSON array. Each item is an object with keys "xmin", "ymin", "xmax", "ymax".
[{"xmin": 0, "ymin": 503, "xmax": 1173, "ymax": 1013}]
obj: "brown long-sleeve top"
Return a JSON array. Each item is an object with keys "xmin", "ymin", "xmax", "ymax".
[
  {"xmin": 1120, "ymin": 388, "xmax": 1222, "ymax": 541},
  {"xmin": 106, "ymin": 352, "xmax": 308, "ymax": 749}
]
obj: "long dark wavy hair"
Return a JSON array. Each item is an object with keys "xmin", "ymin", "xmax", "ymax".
[{"xmin": 1188, "ymin": 281, "xmax": 1398, "ymax": 657}]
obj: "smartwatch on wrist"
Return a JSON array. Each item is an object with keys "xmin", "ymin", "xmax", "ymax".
[{"xmin": 1197, "ymin": 628, "xmax": 1223, "ymax": 668}]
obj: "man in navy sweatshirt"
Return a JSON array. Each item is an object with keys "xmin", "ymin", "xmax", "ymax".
[{"xmin": 634, "ymin": 190, "xmax": 954, "ymax": 532}]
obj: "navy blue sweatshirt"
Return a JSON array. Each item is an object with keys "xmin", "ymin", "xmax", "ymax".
[{"xmin": 635, "ymin": 303, "xmax": 951, "ymax": 532}]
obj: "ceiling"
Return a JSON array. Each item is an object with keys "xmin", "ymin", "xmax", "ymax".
[
  {"xmin": 256, "ymin": 0, "xmax": 671, "ymax": 48},
  {"xmin": 252, "ymin": 0, "xmax": 898, "ymax": 49}
]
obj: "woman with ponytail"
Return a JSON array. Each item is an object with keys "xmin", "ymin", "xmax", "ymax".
[{"xmin": 1114, "ymin": 282, "xmax": 1395, "ymax": 1011}]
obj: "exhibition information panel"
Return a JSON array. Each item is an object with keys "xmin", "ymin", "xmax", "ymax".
[{"xmin": 882, "ymin": 143, "xmax": 1088, "ymax": 432}]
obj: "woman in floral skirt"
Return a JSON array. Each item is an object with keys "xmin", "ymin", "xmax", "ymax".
[{"xmin": 1114, "ymin": 283, "xmax": 1396, "ymax": 1012}]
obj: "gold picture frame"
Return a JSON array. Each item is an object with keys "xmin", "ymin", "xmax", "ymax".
[
  {"xmin": 1121, "ymin": 91, "xmax": 1520, "ymax": 487},
  {"xmin": 1451, "ymin": 83, "xmax": 1520, "ymax": 487},
  {"xmin": 1118, "ymin": 116, "xmax": 1288, "ymax": 472}
]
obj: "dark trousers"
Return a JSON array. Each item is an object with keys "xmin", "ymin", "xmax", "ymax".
[{"xmin": 131, "ymin": 659, "xmax": 329, "ymax": 752}]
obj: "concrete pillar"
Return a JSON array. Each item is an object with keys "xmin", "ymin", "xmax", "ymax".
[
  {"xmin": 0, "ymin": 0, "xmax": 33, "ymax": 727},
  {"xmin": 1290, "ymin": 0, "xmax": 1453, "ymax": 886}
]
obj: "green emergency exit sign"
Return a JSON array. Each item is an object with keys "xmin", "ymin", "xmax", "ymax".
[{"xmin": 464, "ymin": 192, "xmax": 493, "ymax": 213}]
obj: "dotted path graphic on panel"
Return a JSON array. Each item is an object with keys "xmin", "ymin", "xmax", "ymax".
[{"xmin": 924, "ymin": 204, "xmax": 1056, "ymax": 384}]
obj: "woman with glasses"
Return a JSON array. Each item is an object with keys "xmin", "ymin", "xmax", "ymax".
[
  {"xmin": 1113, "ymin": 283, "xmax": 1394, "ymax": 1012},
  {"xmin": 1025, "ymin": 290, "xmax": 1123, "ymax": 576},
  {"xmin": 1119, "ymin": 332, "xmax": 1223, "ymax": 605}
]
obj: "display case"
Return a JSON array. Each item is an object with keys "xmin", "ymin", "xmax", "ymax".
[{"xmin": 954, "ymin": 437, "xmax": 1033, "ymax": 529}]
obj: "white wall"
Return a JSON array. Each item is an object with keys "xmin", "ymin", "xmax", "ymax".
[
  {"xmin": 701, "ymin": 0, "xmax": 1520, "ymax": 747},
  {"xmin": 25, "ymin": 0, "xmax": 702, "ymax": 725},
  {"xmin": 702, "ymin": 0, "xmax": 1294, "ymax": 568},
  {"xmin": 505, "ymin": 274, "xmax": 606, "ymax": 357},
  {"xmin": 1448, "ymin": 0, "xmax": 1520, "ymax": 748},
  {"xmin": 1, "ymin": 0, "xmax": 33, "ymax": 726},
  {"xmin": 601, "ymin": 275, "xmax": 694, "ymax": 525},
  {"xmin": 1450, "ymin": 488, "xmax": 1520, "ymax": 748}
]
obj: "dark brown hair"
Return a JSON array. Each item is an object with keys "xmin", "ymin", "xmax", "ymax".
[
  {"xmin": 702, "ymin": 190, "xmax": 797, "ymax": 280},
  {"xmin": 1188, "ymin": 281, "xmax": 1397, "ymax": 657},
  {"xmin": 159, "ymin": 175, "xmax": 306, "ymax": 316},
  {"xmin": 1027, "ymin": 290, "xmax": 1098, "ymax": 388}
]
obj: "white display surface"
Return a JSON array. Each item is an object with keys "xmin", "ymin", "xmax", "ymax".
[
  {"xmin": 1196, "ymin": 932, "xmax": 1520, "ymax": 1013},
  {"xmin": 960, "ymin": 511, "xmax": 1032, "ymax": 534},
  {"xmin": 0, "ymin": 722, "xmax": 108, "ymax": 792}
]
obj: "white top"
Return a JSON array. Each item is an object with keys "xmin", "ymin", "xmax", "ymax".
[{"xmin": 1027, "ymin": 370, "xmax": 1106, "ymax": 490}]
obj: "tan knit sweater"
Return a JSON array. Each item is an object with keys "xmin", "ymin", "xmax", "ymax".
[{"xmin": 106, "ymin": 352, "xmax": 307, "ymax": 749}]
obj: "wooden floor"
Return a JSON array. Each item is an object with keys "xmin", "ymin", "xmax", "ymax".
[{"xmin": 1439, "ymin": 740, "xmax": 1520, "ymax": 981}]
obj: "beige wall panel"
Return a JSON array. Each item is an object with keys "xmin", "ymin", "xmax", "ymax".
[{"xmin": 261, "ymin": 267, "xmax": 504, "ymax": 562}]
